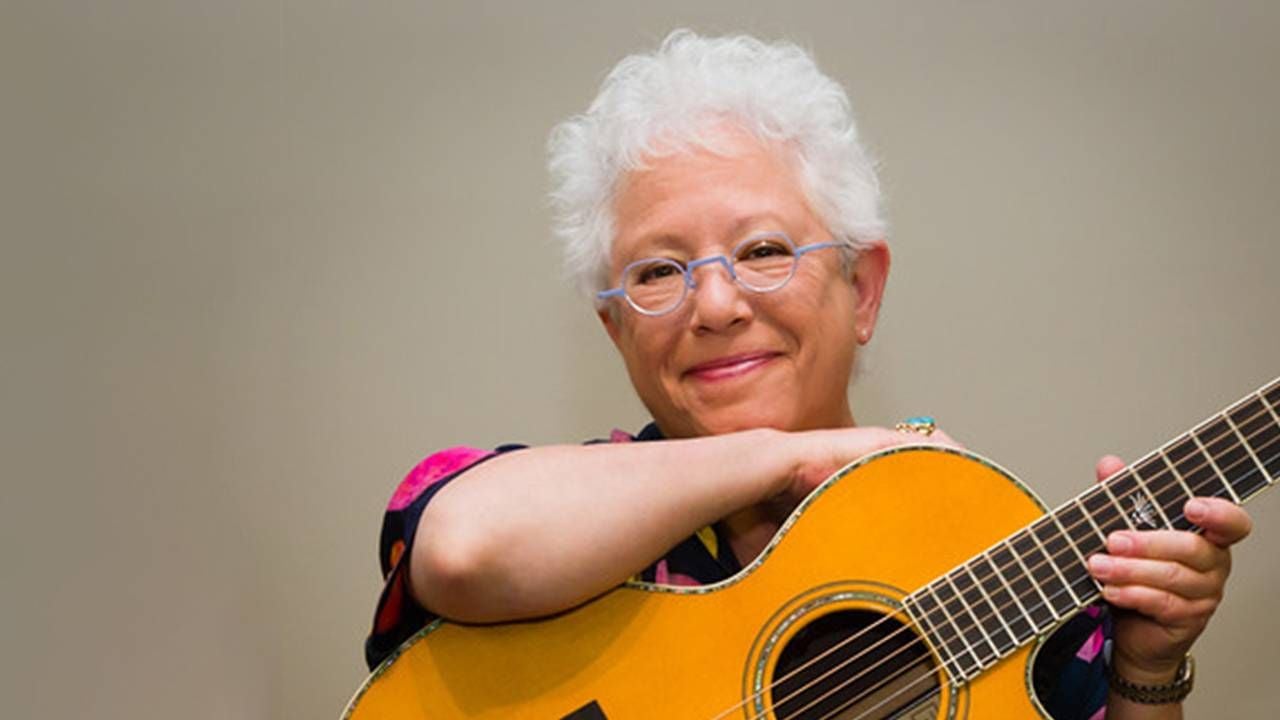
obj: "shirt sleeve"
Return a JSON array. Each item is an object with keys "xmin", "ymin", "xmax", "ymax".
[{"xmin": 364, "ymin": 445, "xmax": 523, "ymax": 670}]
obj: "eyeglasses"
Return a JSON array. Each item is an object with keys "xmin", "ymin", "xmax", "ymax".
[{"xmin": 596, "ymin": 232, "xmax": 845, "ymax": 317}]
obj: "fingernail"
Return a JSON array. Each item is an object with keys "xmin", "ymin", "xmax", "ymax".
[
  {"xmin": 1088, "ymin": 554, "xmax": 1112, "ymax": 576},
  {"xmin": 1101, "ymin": 585, "xmax": 1118, "ymax": 600},
  {"xmin": 1109, "ymin": 533, "xmax": 1133, "ymax": 554},
  {"xmin": 1186, "ymin": 498, "xmax": 1208, "ymax": 521}
]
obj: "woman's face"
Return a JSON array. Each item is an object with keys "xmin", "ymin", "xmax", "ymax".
[{"xmin": 598, "ymin": 131, "xmax": 890, "ymax": 438}]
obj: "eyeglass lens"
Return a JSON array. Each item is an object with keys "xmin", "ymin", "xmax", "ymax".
[{"xmin": 622, "ymin": 235, "xmax": 799, "ymax": 314}]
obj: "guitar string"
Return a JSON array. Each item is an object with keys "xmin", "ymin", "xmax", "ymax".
[
  {"xmin": 704, "ymin": 398, "xmax": 1280, "ymax": 720},
  {"xmin": 817, "ymin": 669, "xmax": 941, "ymax": 720},
  {"xmin": 774, "ymin": 657, "xmax": 942, "ymax": 720},
  {"xmin": 750, "ymin": 423, "xmax": 1280, "ymax": 720},
  {"xmin": 758, "ymin": 423, "xmax": 1280, "ymax": 720},
  {"xmin": 768, "ymin": 628, "xmax": 932, "ymax": 720},
  {"xmin": 782, "ymin": 432, "xmax": 1280, "ymax": 720},
  {"xmin": 725, "ymin": 405, "xmax": 1279, "ymax": 720}
]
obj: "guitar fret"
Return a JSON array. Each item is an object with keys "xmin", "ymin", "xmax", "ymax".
[
  {"xmin": 1264, "ymin": 382, "xmax": 1280, "ymax": 413},
  {"xmin": 1111, "ymin": 467, "xmax": 1172, "ymax": 531},
  {"xmin": 1008, "ymin": 533, "xmax": 1073, "ymax": 619},
  {"xmin": 1098, "ymin": 481, "xmax": 1138, "ymax": 531},
  {"xmin": 952, "ymin": 569, "xmax": 1014, "ymax": 656},
  {"xmin": 1064, "ymin": 499, "xmax": 1108, "ymax": 557},
  {"xmin": 908, "ymin": 590, "xmax": 971, "ymax": 679},
  {"xmin": 1079, "ymin": 486, "xmax": 1129, "ymax": 540},
  {"xmin": 1261, "ymin": 383, "xmax": 1280, "ymax": 483},
  {"xmin": 1157, "ymin": 444, "xmax": 1209, "ymax": 528},
  {"xmin": 902, "ymin": 594, "xmax": 961, "ymax": 680},
  {"xmin": 1259, "ymin": 382, "xmax": 1280, "ymax": 484},
  {"xmin": 973, "ymin": 553, "xmax": 1034, "ymax": 644},
  {"xmin": 1202, "ymin": 416, "xmax": 1267, "ymax": 501},
  {"xmin": 1235, "ymin": 395, "xmax": 1280, "ymax": 484},
  {"xmin": 993, "ymin": 538, "xmax": 1054, "ymax": 627},
  {"xmin": 1261, "ymin": 388, "xmax": 1280, "ymax": 427},
  {"xmin": 1189, "ymin": 428, "xmax": 1242, "ymax": 503},
  {"xmin": 1200, "ymin": 411, "xmax": 1271, "ymax": 501},
  {"xmin": 1133, "ymin": 455, "xmax": 1195, "ymax": 531},
  {"xmin": 981, "ymin": 552, "xmax": 1037, "ymax": 639},
  {"xmin": 1157, "ymin": 447, "xmax": 1199, "ymax": 503},
  {"xmin": 962, "ymin": 564, "xmax": 1016, "ymax": 651},
  {"xmin": 1048, "ymin": 513, "xmax": 1088, "ymax": 566},
  {"xmin": 1027, "ymin": 526, "xmax": 1079, "ymax": 605},
  {"xmin": 1224, "ymin": 410, "xmax": 1269, "ymax": 485},
  {"xmin": 1165, "ymin": 436, "xmax": 1229, "ymax": 504},
  {"xmin": 921, "ymin": 584, "xmax": 979, "ymax": 676},
  {"xmin": 943, "ymin": 574, "xmax": 999, "ymax": 663},
  {"xmin": 1130, "ymin": 466, "xmax": 1174, "ymax": 528},
  {"xmin": 1029, "ymin": 517, "xmax": 1093, "ymax": 605},
  {"xmin": 933, "ymin": 578, "xmax": 991, "ymax": 670}
]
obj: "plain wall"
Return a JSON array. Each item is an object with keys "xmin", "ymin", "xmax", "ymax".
[{"xmin": 3, "ymin": 1, "xmax": 1278, "ymax": 718}]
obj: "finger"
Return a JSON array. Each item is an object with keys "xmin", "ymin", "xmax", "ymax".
[
  {"xmin": 927, "ymin": 428, "xmax": 964, "ymax": 450},
  {"xmin": 1184, "ymin": 497, "xmax": 1253, "ymax": 547},
  {"xmin": 1103, "ymin": 530, "xmax": 1227, "ymax": 574},
  {"xmin": 1101, "ymin": 583, "xmax": 1219, "ymax": 627},
  {"xmin": 1087, "ymin": 554, "xmax": 1222, "ymax": 600},
  {"xmin": 1095, "ymin": 455, "xmax": 1127, "ymax": 483},
  {"xmin": 880, "ymin": 425, "xmax": 963, "ymax": 450}
]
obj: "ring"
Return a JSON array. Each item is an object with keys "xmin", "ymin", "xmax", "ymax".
[{"xmin": 895, "ymin": 416, "xmax": 937, "ymax": 436}]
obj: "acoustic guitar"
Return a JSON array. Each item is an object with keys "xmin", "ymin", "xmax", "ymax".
[{"xmin": 344, "ymin": 378, "xmax": 1279, "ymax": 719}]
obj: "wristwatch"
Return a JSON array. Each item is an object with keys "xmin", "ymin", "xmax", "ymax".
[{"xmin": 1108, "ymin": 654, "xmax": 1195, "ymax": 704}]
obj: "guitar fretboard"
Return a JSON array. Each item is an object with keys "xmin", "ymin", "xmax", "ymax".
[{"xmin": 902, "ymin": 377, "xmax": 1280, "ymax": 683}]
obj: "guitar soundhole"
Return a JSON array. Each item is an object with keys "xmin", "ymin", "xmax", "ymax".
[{"xmin": 769, "ymin": 609, "xmax": 940, "ymax": 720}]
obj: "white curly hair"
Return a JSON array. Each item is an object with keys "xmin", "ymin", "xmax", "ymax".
[{"xmin": 548, "ymin": 29, "xmax": 887, "ymax": 302}]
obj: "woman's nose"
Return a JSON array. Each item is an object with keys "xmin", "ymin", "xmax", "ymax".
[{"xmin": 687, "ymin": 260, "xmax": 753, "ymax": 332}]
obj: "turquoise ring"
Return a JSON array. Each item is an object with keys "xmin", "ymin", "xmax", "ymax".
[{"xmin": 895, "ymin": 416, "xmax": 937, "ymax": 436}]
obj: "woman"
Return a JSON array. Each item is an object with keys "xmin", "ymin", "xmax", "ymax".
[{"xmin": 366, "ymin": 31, "xmax": 1250, "ymax": 718}]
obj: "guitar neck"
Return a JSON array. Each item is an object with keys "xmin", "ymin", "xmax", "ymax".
[{"xmin": 903, "ymin": 376, "xmax": 1280, "ymax": 683}]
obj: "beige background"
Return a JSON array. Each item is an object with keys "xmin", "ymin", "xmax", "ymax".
[{"xmin": 3, "ymin": 2, "xmax": 1278, "ymax": 718}]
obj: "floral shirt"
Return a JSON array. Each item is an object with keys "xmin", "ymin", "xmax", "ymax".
[{"xmin": 365, "ymin": 423, "xmax": 1109, "ymax": 719}]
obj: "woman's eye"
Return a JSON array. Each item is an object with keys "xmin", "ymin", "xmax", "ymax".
[
  {"xmin": 739, "ymin": 240, "xmax": 792, "ymax": 261},
  {"xmin": 635, "ymin": 263, "xmax": 680, "ymax": 285}
]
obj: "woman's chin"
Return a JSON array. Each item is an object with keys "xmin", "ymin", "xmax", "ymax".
[{"xmin": 686, "ymin": 405, "xmax": 795, "ymax": 437}]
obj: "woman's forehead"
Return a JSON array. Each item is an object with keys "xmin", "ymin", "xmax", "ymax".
[{"xmin": 611, "ymin": 140, "xmax": 818, "ymax": 258}]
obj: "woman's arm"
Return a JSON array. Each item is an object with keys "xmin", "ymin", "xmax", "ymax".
[{"xmin": 410, "ymin": 426, "xmax": 936, "ymax": 622}]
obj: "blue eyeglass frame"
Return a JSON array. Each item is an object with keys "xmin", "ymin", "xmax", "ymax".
[{"xmin": 596, "ymin": 232, "xmax": 845, "ymax": 317}]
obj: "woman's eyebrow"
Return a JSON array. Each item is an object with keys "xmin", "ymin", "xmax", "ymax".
[
  {"xmin": 622, "ymin": 213, "xmax": 792, "ymax": 259},
  {"xmin": 624, "ymin": 233, "xmax": 685, "ymax": 258},
  {"xmin": 727, "ymin": 213, "xmax": 789, "ymax": 239}
]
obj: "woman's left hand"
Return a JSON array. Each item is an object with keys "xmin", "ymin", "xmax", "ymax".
[{"xmin": 1086, "ymin": 455, "xmax": 1254, "ymax": 682}]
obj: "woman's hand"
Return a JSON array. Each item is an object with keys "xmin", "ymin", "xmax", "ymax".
[
  {"xmin": 1086, "ymin": 455, "xmax": 1254, "ymax": 683},
  {"xmin": 775, "ymin": 426, "xmax": 963, "ymax": 514}
]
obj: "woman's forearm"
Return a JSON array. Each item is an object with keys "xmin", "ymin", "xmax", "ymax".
[{"xmin": 409, "ymin": 428, "xmax": 792, "ymax": 622}]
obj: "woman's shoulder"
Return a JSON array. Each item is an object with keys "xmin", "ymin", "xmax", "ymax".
[{"xmin": 386, "ymin": 446, "xmax": 500, "ymax": 511}]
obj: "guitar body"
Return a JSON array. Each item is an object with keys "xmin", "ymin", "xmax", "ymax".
[{"xmin": 345, "ymin": 447, "xmax": 1064, "ymax": 719}]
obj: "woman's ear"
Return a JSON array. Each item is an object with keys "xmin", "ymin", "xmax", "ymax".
[
  {"xmin": 597, "ymin": 305, "xmax": 623, "ymax": 348},
  {"xmin": 850, "ymin": 241, "xmax": 890, "ymax": 344}
]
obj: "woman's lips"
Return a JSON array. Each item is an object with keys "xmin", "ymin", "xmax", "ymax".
[{"xmin": 685, "ymin": 352, "xmax": 780, "ymax": 381}]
